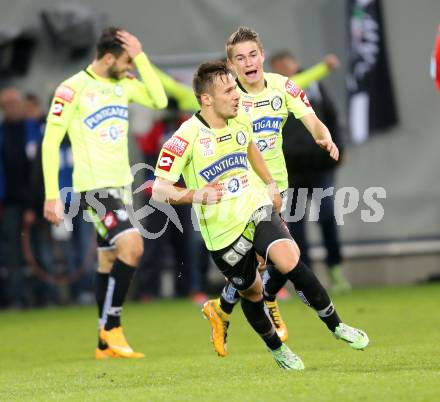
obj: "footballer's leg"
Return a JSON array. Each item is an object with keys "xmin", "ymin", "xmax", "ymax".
[
  {"xmin": 99, "ymin": 230, "xmax": 145, "ymax": 358},
  {"xmin": 202, "ymin": 281, "xmax": 240, "ymax": 356},
  {"xmin": 262, "ymin": 265, "xmax": 289, "ymax": 342},
  {"xmin": 239, "ymin": 272, "xmax": 304, "ymax": 370},
  {"xmin": 209, "ymin": 236, "xmax": 303, "ymax": 370},
  {"xmin": 95, "ymin": 246, "xmax": 118, "ymax": 359},
  {"xmin": 259, "ymin": 213, "xmax": 369, "ymax": 350}
]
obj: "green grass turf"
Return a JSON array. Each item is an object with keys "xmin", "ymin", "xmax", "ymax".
[{"xmin": 1, "ymin": 284, "xmax": 439, "ymax": 402}]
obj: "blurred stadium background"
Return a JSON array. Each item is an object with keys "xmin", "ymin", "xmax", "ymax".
[{"xmin": 1, "ymin": 0, "xmax": 439, "ymax": 299}]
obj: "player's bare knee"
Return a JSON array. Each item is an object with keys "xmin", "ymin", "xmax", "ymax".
[
  {"xmin": 115, "ymin": 231, "xmax": 143, "ymax": 265},
  {"xmin": 268, "ymin": 240, "xmax": 300, "ymax": 273}
]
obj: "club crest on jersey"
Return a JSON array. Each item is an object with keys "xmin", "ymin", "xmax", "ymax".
[
  {"xmin": 99, "ymin": 125, "xmax": 124, "ymax": 142},
  {"xmin": 242, "ymin": 100, "xmax": 253, "ymax": 113},
  {"xmin": 84, "ymin": 105, "xmax": 128, "ymax": 129},
  {"xmin": 252, "ymin": 117, "xmax": 283, "ymax": 134},
  {"xmin": 236, "ymin": 131, "xmax": 246, "ymax": 145},
  {"xmin": 163, "ymin": 135, "xmax": 189, "ymax": 157},
  {"xmin": 199, "ymin": 153, "xmax": 248, "ymax": 182},
  {"xmin": 114, "ymin": 85, "xmax": 123, "ymax": 97},
  {"xmin": 271, "ymin": 96, "xmax": 282, "ymax": 111}
]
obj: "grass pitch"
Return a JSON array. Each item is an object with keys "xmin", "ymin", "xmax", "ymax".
[{"xmin": 1, "ymin": 284, "xmax": 439, "ymax": 402}]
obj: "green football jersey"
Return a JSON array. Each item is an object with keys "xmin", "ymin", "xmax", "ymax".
[
  {"xmin": 43, "ymin": 53, "xmax": 167, "ymax": 199},
  {"xmin": 154, "ymin": 112, "xmax": 271, "ymax": 251},
  {"xmin": 237, "ymin": 72, "xmax": 314, "ymax": 191}
]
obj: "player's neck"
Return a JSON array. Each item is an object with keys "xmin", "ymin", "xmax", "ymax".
[
  {"xmin": 199, "ymin": 109, "xmax": 227, "ymax": 129},
  {"xmin": 239, "ymin": 77, "xmax": 266, "ymax": 95},
  {"xmin": 90, "ymin": 60, "xmax": 111, "ymax": 79}
]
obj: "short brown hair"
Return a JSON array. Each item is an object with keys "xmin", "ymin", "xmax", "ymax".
[
  {"xmin": 226, "ymin": 26, "xmax": 264, "ymax": 59},
  {"xmin": 270, "ymin": 49, "xmax": 296, "ymax": 65},
  {"xmin": 96, "ymin": 26, "xmax": 125, "ymax": 59},
  {"xmin": 192, "ymin": 60, "xmax": 233, "ymax": 105}
]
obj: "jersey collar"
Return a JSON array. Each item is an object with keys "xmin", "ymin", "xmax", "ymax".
[
  {"xmin": 235, "ymin": 77, "xmax": 267, "ymax": 94},
  {"xmin": 195, "ymin": 111, "xmax": 210, "ymax": 128},
  {"xmin": 84, "ymin": 65, "xmax": 116, "ymax": 83},
  {"xmin": 195, "ymin": 111, "xmax": 230, "ymax": 129}
]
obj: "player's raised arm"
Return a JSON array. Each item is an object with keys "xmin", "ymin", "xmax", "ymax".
[{"xmin": 117, "ymin": 30, "xmax": 168, "ymax": 109}]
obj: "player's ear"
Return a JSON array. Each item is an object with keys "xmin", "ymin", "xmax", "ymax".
[
  {"xmin": 103, "ymin": 53, "xmax": 116, "ymax": 66},
  {"xmin": 200, "ymin": 93, "xmax": 212, "ymax": 107}
]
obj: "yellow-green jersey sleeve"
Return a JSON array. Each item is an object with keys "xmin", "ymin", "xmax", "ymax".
[
  {"xmin": 283, "ymin": 77, "xmax": 314, "ymax": 119},
  {"xmin": 43, "ymin": 80, "xmax": 82, "ymax": 199},
  {"xmin": 124, "ymin": 53, "xmax": 168, "ymax": 109},
  {"xmin": 154, "ymin": 122, "xmax": 195, "ymax": 183},
  {"xmin": 292, "ymin": 62, "xmax": 330, "ymax": 89},
  {"xmin": 153, "ymin": 66, "xmax": 199, "ymax": 112}
]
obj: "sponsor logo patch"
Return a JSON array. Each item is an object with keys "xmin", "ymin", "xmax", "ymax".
[
  {"xmin": 199, "ymin": 153, "xmax": 248, "ymax": 182},
  {"xmin": 254, "ymin": 100, "xmax": 270, "ymax": 108},
  {"xmin": 242, "ymin": 100, "xmax": 253, "ymax": 112},
  {"xmin": 256, "ymin": 135, "xmax": 277, "ymax": 152},
  {"xmin": 84, "ymin": 105, "xmax": 128, "ymax": 129},
  {"xmin": 158, "ymin": 151, "xmax": 175, "ymax": 171},
  {"xmin": 252, "ymin": 116, "xmax": 283, "ymax": 134},
  {"xmin": 199, "ymin": 137, "xmax": 215, "ymax": 157},
  {"xmin": 217, "ymin": 134, "xmax": 232, "ymax": 143},
  {"xmin": 54, "ymin": 85, "xmax": 75, "ymax": 103},
  {"xmin": 300, "ymin": 90, "xmax": 312, "ymax": 107},
  {"xmin": 285, "ymin": 79, "xmax": 301, "ymax": 97},
  {"xmin": 103, "ymin": 212, "xmax": 117, "ymax": 229},
  {"xmin": 52, "ymin": 100, "xmax": 65, "ymax": 116},
  {"xmin": 163, "ymin": 135, "xmax": 189, "ymax": 157}
]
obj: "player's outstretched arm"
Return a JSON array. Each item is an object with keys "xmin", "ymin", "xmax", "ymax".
[
  {"xmin": 292, "ymin": 54, "xmax": 340, "ymax": 89},
  {"xmin": 152, "ymin": 177, "xmax": 223, "ymax": 205},
  {"xmin": 300, "ymin": 113, "xmax": 339, "ymax": 161},
  {"xmin": 152, "ymin": 66, "xmax": 199, "ymax": 112}
]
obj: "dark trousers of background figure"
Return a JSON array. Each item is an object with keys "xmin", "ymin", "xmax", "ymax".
[
  {"xmin": 287, "ymin": 171, "xmax": 342, "ymax": 270},
  {"xmin": 0, "ymin": 205, "xmax": 30, "ymax": 307},
  {"xmin": 30, "ymin": 212, "xmax": 96, "ymax": 305},
  {"xmin": 137, "ymin": 203, "xmax": 207, "ymax": 298}
]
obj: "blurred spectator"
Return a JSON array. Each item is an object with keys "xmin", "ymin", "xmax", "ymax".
[
  {"xmin": 136, "ymin": 98, "xmax": 208, "ymax": 303},
  {"xmin": 270, "ymin": 51, "xmax": 351, "ymax": 292},
  {"xmin": 0, "ymin": 87, "xmax": 42, "ymax": 307}
]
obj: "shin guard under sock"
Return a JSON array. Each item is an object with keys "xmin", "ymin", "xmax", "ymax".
[
  {"xmin": 241, "ymin": 298, "xmax": 282, "ymax": 350},
  {"xmin": 286, "ymin": 260, "xmax": 341, "ymax": 331},
  {"xmin": 104, "ymin": 259, "xmax": 136, "ymax": 331}
]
